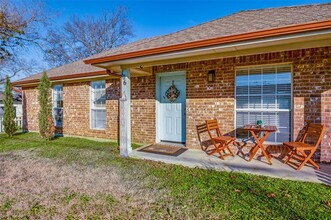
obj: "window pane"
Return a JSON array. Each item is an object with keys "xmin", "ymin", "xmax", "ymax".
[
  {"xmin": 249, "ymin": 96, "xmax": 262, "ymax": 109},
  {"xmin": 277, "ymin": 95, "xmax": 291, "ymax": 109},
  {"xmin": 249, "ymin": 112, "xmax": 261, "ymax": 125},
  {"xmin": 236, "ymin": 96, "xmax": 249, "ymax": 109},
  {"xmin": 277, "ymin": 81, "xmax": 291, "ymax": 94},
  {"xmin": 92, "ymin": 89, "xmax": 106, "ymax": 108},
  {"xmin": 262, "ymin": 112, "xmax": 277, "ymax": 142},
  {"xmin": 91, "ymin": 109, "xmax": 106, "ymax": 129},
  {"xmin": 92, "ymin": 81, "xmax": 106, "ymax": 89},
  {"xmin": 249, "ymin": 80, "xmax": 262, "ymax": 94},
  {"xmin": 262, "ymin": 95, "xmax": 276, "ymax": 109},
  {"xmin": 236, "ymin": 111, "xmax": 249, "ymax": 139},
  {"xmin": 91, "ymin": 81, "xmax": 106, "ymax": 108},
  {"xmin": 262, "ymin": 70, "xmax": 276, "ymax": 94},
  {"xmin": 0, "ymin": 107, "xmax": 4, "ymax": 117},
  {"xmin": 236, "ymin": 80, "xmax": 248, "ymax": 95},
  {"xmin": 53, "ymin": 108, "xmax": 63, "ymax": 127},
  {"xmin": 277, "ymin": 112, "xmax": 291, "ymax": 142},
  {"xmin": 53, "ymin": 85, "xmax": 63, "ymax": 127},
  {"xmin": 236, "ymin": 69, "xmax": 249, "ymax": 81},
  {"xmin": 249, "ymin": 68, "xmax": 262, "ymax": 95}
]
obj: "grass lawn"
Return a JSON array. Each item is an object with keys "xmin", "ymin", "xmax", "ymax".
[{"xmin": 0, "ymin": 132, "xmax": 330, "ymax": 219}]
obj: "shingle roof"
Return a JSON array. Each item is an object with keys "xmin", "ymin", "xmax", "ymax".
[
  {"xmin": 88, "ymin": 3, "xmax": 331, "ymax": 60},
  {"xmin": 14, "ymin": 60, "xmax": 105, "ymax": 84},
  {"xmin": 14, "ymin": 3, "xmax": 331, "ymax": 85}
]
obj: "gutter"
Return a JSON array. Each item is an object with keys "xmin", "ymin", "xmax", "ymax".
[{"xmin": 84, "ymin": 20, "xmax": 331, "ymax": 65}]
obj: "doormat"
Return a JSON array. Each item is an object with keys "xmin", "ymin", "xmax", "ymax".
[{"xmin": 138, "ymin": 144, "xmax": 187, "ymax": 156}]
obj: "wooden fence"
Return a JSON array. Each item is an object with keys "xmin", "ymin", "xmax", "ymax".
[{"xmin": 0, "ymin": 117, "xmax": 23, "ymax": 133}]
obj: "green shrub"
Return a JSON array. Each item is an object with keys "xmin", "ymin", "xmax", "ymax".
[
  {"xmin": 3, "ymin": 76, "xmax": 17, "ymax": 137},
  {"xmin": 38, "ymin": 72, "xmax": 54, "ymax": 140}
]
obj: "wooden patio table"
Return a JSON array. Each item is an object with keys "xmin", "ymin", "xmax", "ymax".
[{"xmin": 243, "ymin": 125, "xmax": 278, "ymax": 165}]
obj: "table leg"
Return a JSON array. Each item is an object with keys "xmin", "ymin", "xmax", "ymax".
[
  {"xmin": 248, "ymin": 131, "xmax": 260, "ymax": 161},
  {"xmin": 248, "ymin": 131, "xmax": 272, "ymax": 165}
]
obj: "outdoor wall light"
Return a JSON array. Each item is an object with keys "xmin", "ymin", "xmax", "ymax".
[{"xmin": 207, "ymin": 70, "xmax": 216, "ymax": 82}]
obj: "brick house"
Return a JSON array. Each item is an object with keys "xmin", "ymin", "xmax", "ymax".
[{"xmin": 14, "ymin": 3, "xmax": 331, "ymax": 162}]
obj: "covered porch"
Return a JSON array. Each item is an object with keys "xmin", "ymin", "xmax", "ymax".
[
  {"xmin": 131, "ymin": 145, "xmax": 331, "ymax": 185},
  {"xmin": 82, "ymin": 20, "xmax": 331, "ymax": 163}
]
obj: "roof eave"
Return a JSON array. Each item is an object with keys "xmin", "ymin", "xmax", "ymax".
[
  {"xmin": 13, "ymin": 70, "xmax": 121, "ymax": 87},
  {"xmin": 84, "ymin": 20, "xmax": 331, "ymax": 65}
]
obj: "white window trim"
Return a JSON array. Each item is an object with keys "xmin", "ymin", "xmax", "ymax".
[
  {"xmin": 52, "ymin": 84, "xmax": 63, "ymax": 127},
  {"xmin": 90, "ymin": 80, "xmax": 106, "ymax": 130},
  {"xmin": 234, "ymin": 64, "xmax": 293, "ymax": 143}
]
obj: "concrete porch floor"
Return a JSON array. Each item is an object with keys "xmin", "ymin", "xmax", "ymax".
[{"xmin": 130, "ymin": 147, "xmax": 331, "ymax": 185}]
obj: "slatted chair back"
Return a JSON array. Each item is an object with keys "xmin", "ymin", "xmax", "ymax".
[
  {"xmin": 295, "ymin": 124, "xmax": 309, "ymax": 142},
  {"xmin": 301, "ymin": 123, "xmax": 325, "ymax": 149},
  {"xmin": 206, "ymin": 119, "xmax": 222, "ymax": 139},
  {"xmin": 196, "ymin": 123, "xmax": 210, "ymax": 150}
]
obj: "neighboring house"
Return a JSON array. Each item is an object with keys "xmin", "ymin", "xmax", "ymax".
[
  {"xmin": 0, "ymin": 89, "xmax": 23, "ymax": 118},
  {"xmin": 14, "ymin": 3, "xmax": 331, "ymax": 162}
]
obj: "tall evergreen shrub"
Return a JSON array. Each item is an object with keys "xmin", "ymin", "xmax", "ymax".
[
  {"xmin": 3, "ymin": 76, "xmax": 17, "ymax": 136},
  {"xmin": 38, "ymin": 72, "xmax": 54, "ymax": 140}
]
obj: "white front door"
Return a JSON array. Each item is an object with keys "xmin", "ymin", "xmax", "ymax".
[{"xmin": 159, "ymin": 74, "xmax": 186, "ymax": 143}]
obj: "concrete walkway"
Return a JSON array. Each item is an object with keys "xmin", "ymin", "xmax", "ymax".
[{"xmin": 131, "ymin": 147, "xmax": 331, "ymax": 185}]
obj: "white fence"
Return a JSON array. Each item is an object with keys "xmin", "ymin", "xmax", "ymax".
[{"xmin": 0, "ymin": 117, "xmax": 23, "ymax": 133}]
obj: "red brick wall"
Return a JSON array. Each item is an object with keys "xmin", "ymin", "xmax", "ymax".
[
  {"xmin": 131, "ymin": 76, "xmax": 156, "ymax": 144},
  {"xmin": 62, "ymin": 79, "xmax": 120, "ymax": 140},
  {"xmin": 62, "ymin": 81, "xmax": 90, "ymax": 136},
  {"xmin": 22, "ymin": 87, "xmax": 39, "ymax": 132},
  {"xmin": 291, "ymin": 48, "xmax": 331, "ymax": 162}
]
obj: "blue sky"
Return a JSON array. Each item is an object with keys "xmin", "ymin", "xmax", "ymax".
[
  {"xmin": 13, "ymin": 0, "xmax": 331, "ymax": 80},
  {"xmin": 45, "ymin": 0, "xmax": 330, "ymax": 40}
]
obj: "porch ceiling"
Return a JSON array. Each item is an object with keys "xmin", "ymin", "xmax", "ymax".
[{"xmin": 104, "ymin": 66, "xmax": 153, "ymax": 77}]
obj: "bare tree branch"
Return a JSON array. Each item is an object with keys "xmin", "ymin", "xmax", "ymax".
[
  {"xmin": 44, "ymin": 6, "xmax": 134, "ymax": 68},
  {"xmin": 0, "ymin": 0, "xmax": 50, "ymax": 83}
]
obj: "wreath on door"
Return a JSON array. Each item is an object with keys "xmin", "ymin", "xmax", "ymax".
[{"xmin": 165, "ymin": 80, "xmax": 180, "ymax": 102}]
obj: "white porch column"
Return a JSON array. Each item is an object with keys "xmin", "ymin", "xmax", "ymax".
[{"xmin": 119, "ymin": 68, "xmax": 132, "ymax": 157}]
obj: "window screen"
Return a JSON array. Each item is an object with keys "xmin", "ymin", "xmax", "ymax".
[
  {"xmin": 235, "ymin": 65, "xmax": 292, "ymax": 143},
  {"xmin": 91, "ymin": 81, "xmax": 106, "ymax": 129}
]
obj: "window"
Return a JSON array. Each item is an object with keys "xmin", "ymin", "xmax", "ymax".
[
  {"xmin": 235, "ymin": 65, "xmax": 292, "ymax": 143},
  {"xmin": 91, "ymin": 80, "xmax": 106, "ymax": 129},
  {"xmin": 0, "ymin": 107, "xmax": 4, "ymax": 117},
  {"xmin": 53, "ymin": 85, "xmax": 63, "ymax": 127}
]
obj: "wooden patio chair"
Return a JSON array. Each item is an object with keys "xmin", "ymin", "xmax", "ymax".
[
  {"xmin": 284, "ymin": 123, "xmax": 325, "ymax": 170},
  {"xmin": 205, "ymin": 119, "xmax": 235, "ymax": 160}
]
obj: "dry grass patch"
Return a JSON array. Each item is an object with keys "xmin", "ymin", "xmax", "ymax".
[{"xmin": 0, "ymin": 151, "xmax": 160, "ymax": 219}]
